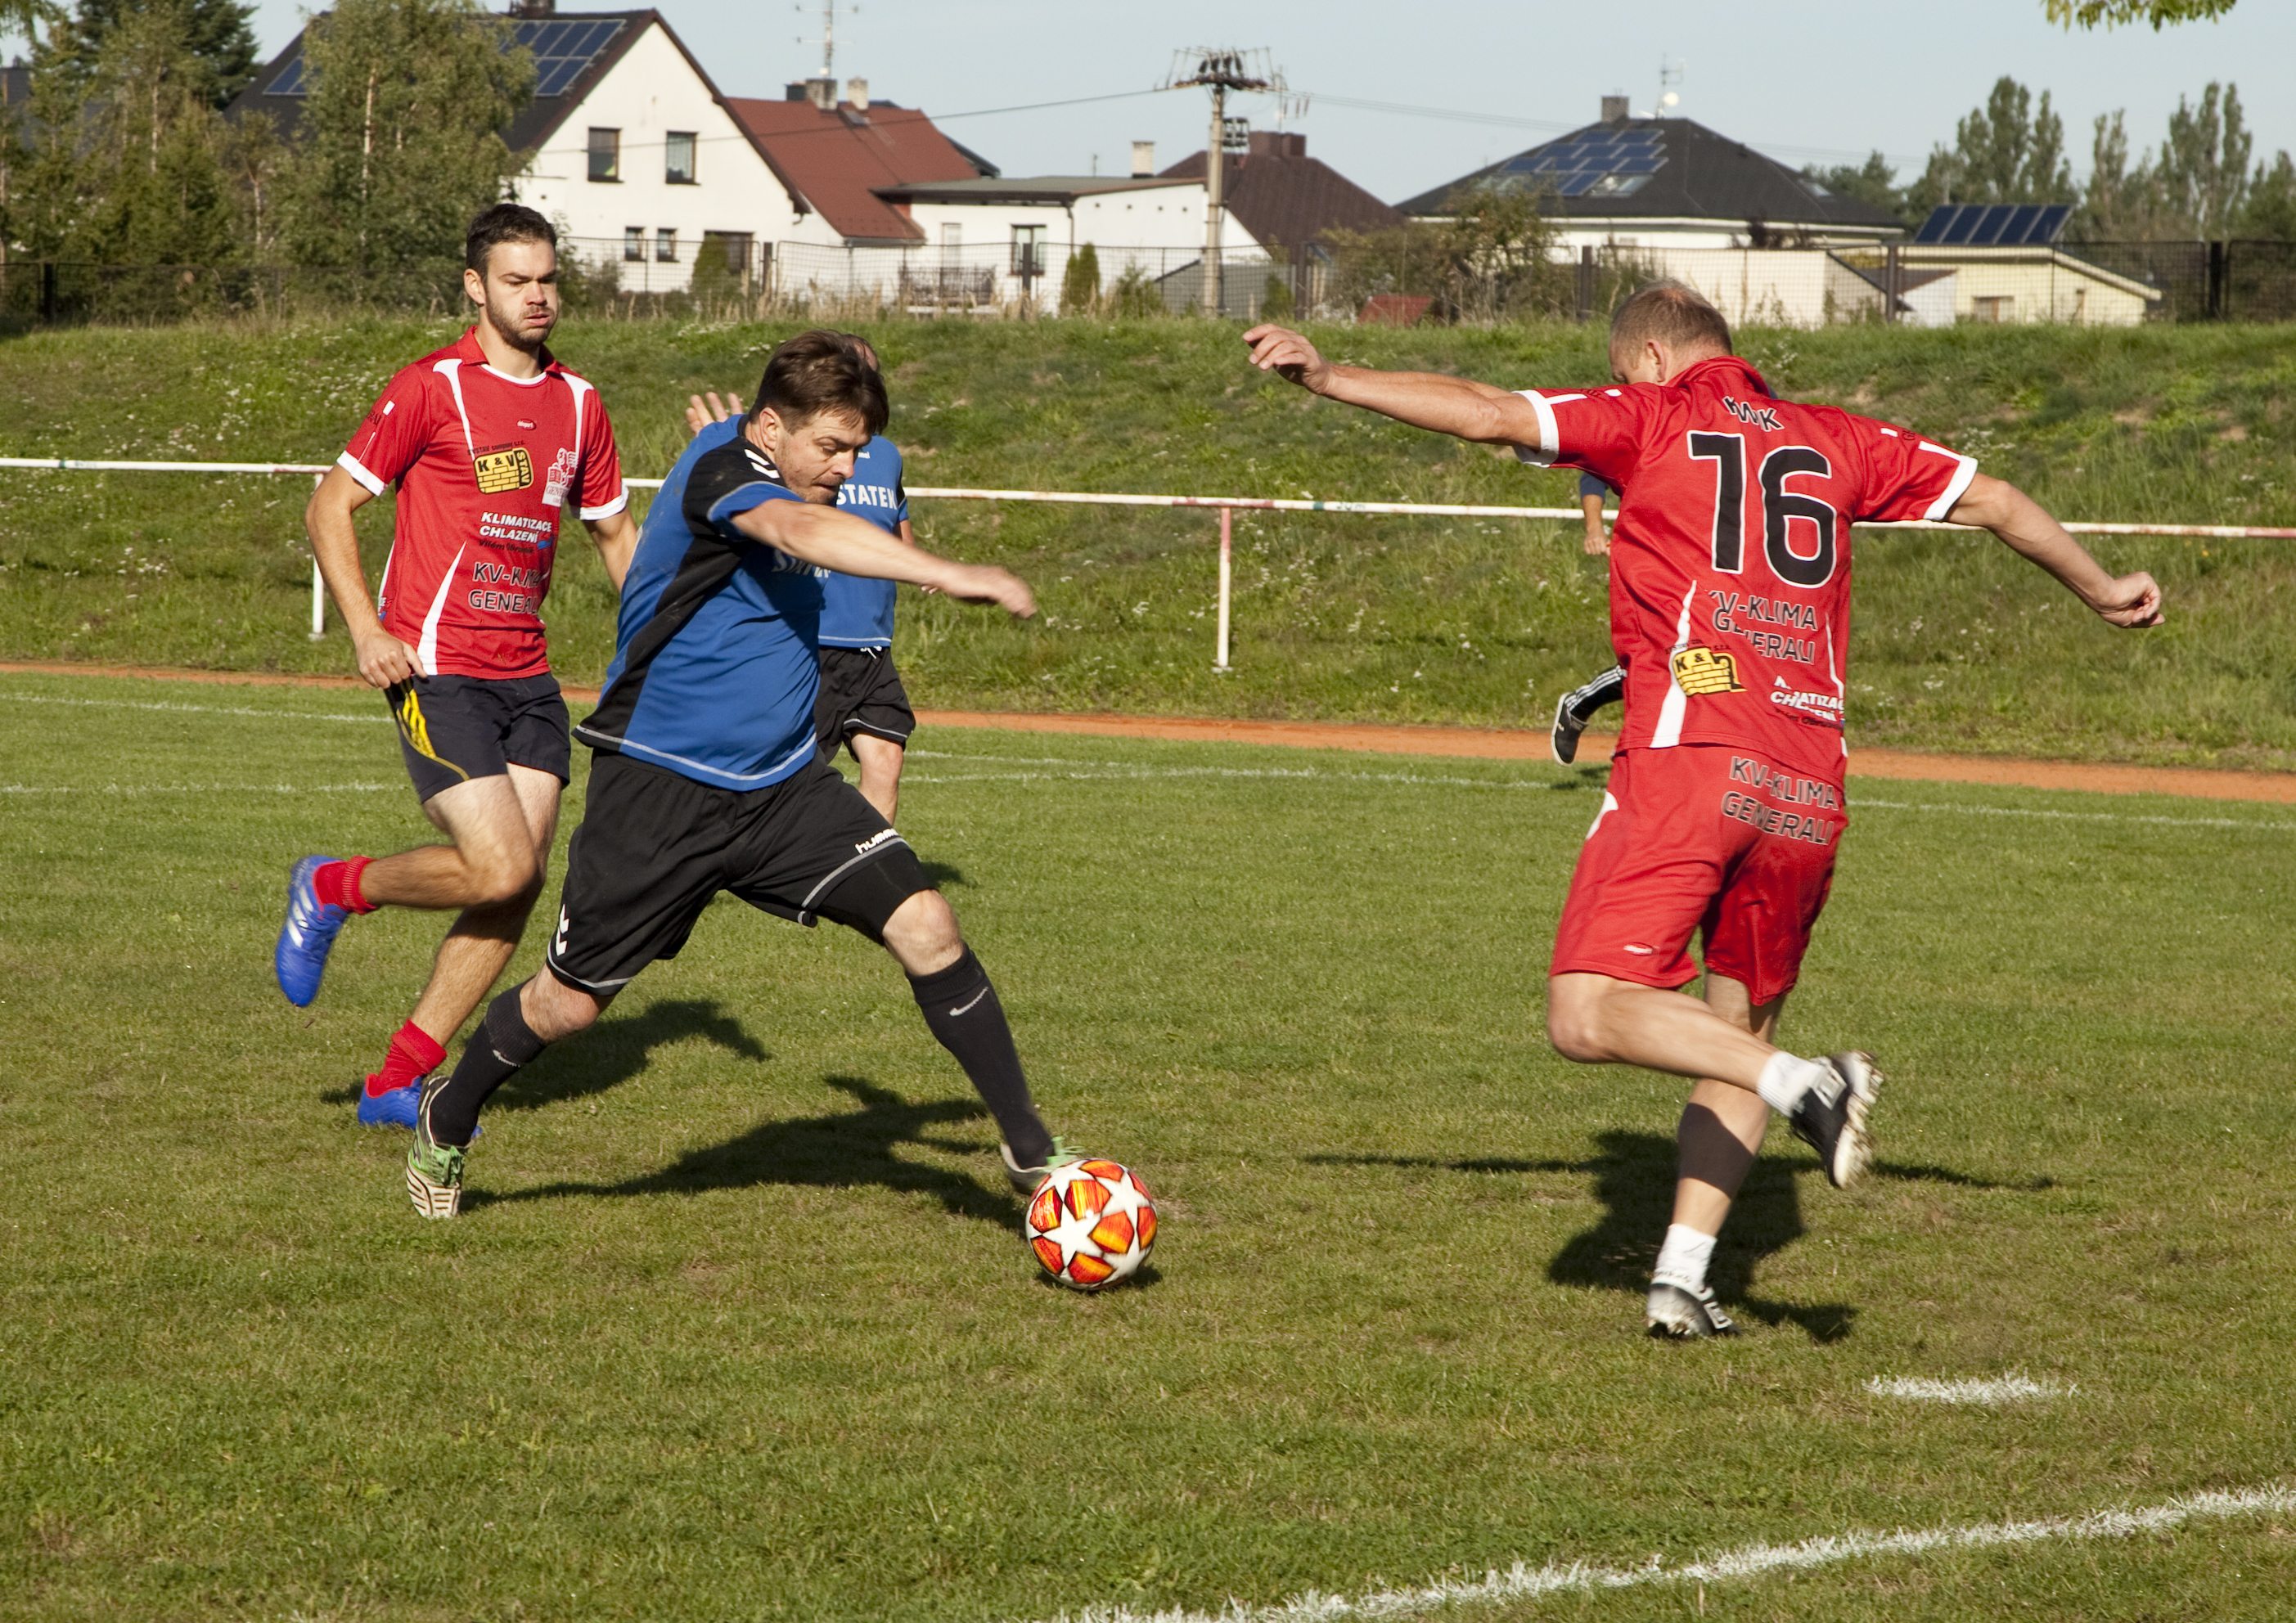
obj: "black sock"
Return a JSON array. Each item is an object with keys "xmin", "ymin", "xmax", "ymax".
[
  {"xmin": 430, "ymin": 984, "xmax": 549, "ymax": 1146},
  {"xmin": 909, "ymin": 948, "xmax": 1051, "ymax": 1167}
]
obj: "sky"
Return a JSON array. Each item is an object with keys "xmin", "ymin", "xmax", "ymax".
[{"xmin": 120, "ymin": 2, "xmax": 2296, "ymax": 203}]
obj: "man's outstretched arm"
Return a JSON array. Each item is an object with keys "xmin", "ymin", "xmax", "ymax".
[
  {"xmin": 1946, "ymin": 474, "xmax": 2163, "ymax": 628},
  {"xmin": 1243, "ymin": 324, "xmax": 1550, "ymax": 451},
  {"xmin": 732, "ymin": 501, "xmax": 1035, "ymax": 618}
]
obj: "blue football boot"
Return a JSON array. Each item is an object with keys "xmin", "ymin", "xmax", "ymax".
[
  {"xmin": 274, "ymin": 855, "xmax": 349, "ymax": 1007},
  {"xmin": 356, "ymin": 1074, "xmax": 423, "ymax": 1129}
]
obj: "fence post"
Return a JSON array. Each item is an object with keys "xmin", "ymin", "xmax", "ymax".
[
  {"xmin": 308, "ymin": 474, "xmax": 326, "ymax": 641},
  {"xmin": 1213, "ymin": 507, "xmax": 1232, "ymax": 672},
  {"xmin": 2207, "ymin": 240, "xmax": 2228, "ymax": 320},
  {"xmin": 1574, "ymin": 246, "xmax": 1595, "ymax": 323},
  {"xmin": 1884, "ymin": 244, "xmax": 1902, "ymax": 324}
]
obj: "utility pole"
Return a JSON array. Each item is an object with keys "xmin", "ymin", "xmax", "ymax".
[{"xmin": 1164, "ymin": 48, "xmax": 1275, "ymax": 316}]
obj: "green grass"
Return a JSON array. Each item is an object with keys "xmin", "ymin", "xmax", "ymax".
[
  {"xmin": 3, "ymin": 670, "xmax": 2293, "ymax": 1621},
  {"xmin": 2, "ymin": 317, "xmax": 2294, "ymax": 767}
]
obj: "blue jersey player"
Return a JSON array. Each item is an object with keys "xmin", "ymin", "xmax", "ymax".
[
  {"xmin": 403, "ymin": 330, "xmax": 1097, "ymax": 1221},
  {"xmin": 688, "ymin": 357, "xmax": 917, "ymax": 821}
]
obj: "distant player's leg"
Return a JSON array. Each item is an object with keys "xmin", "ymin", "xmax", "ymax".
[
  {"xmin": 848, "ymin": 732, "xmax": 905, "ymax": 825},
  {"xmin": 1645, "ymin": 973, "xmax": 1779, "ymax": 1340},
  {"xmin": 1551, "ymin": 663, "xmax": 1625, "ymax": 767},
  {"xmin": 360, "ymin": 764, "xmax": 562, "ymax": 1126}
]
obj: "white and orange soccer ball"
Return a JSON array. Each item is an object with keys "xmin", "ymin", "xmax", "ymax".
[{"xmin": 1025, "ymin": 1158, "xmax": 1158, "ymax": 1290}]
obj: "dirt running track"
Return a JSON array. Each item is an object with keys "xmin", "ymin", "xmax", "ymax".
[{"xmin": 7, "ymin": 659, "xmax": 2293, "ymax": 806}]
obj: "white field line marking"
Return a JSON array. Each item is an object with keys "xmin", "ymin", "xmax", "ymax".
[
  {"xmin": 7, "ymin": 690, "xmax": 381, "ymax": 724},
  {"xmin": 1, "ymin": 782, "xmax": 398, "ymax": 796},
  {"xmin": 1042, "ymin": 1482, "xmax": 2296, "ymax": 1623},
  {"xmin": 1866, "ymin": 1374, "xmax": 2073, "ymax": 1405},
  {"xmin": 5, "ymin": 691, "xmax": 2290, "ymax": 831}
]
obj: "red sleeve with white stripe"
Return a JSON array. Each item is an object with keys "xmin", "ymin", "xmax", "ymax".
[
  {"xmin": 1510, "ymin": 385, "xmax": 1660, "ymax": 491},
  {"xmin": 338, "ymin": 366, "xmax": 434, "ymax": 496},
  {"xmin": 577, "ymin": 389, "xmax": 628, "ymax": 521},
  {"xmin": 1847, "ymin": 417, "xmax": 1978, "ymax": 524}
]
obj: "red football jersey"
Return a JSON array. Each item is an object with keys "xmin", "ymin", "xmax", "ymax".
[
  {"xmin": 1519, "ymin": 356, "xmax": 1975, "ymax": 783},
  {"xmin": 338, "ymin": 327, "xmax": 626, "ymax": 679}
]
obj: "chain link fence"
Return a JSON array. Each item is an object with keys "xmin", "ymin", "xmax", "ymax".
[{"xmin": 5, "ymin": 237, "xmax": 2296, "ymax": 330}]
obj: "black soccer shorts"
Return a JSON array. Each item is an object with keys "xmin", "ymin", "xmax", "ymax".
[
  {"xmin": 813, "ymin": 646, "xmax": 916, "ymax": 760},
  {"xmin": 545, "ymin": 750, "xmax": 930, "ymax": 996},
  {"xmin": 385, "ymin": 673, "xmax": 571, "ymax": 804}
]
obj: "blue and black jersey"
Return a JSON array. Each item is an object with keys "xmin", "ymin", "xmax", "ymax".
[
  {"xmin": 820, "ymin": 437, "xmax": 907, "ymax": 648},
  {"xmin": 574, "ymin": 422, "xmax": 828, "ymax": 790}
]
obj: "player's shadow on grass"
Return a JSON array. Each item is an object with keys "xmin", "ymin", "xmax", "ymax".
[
  {"xmin": 467, "ymin": 1074, "xmax": 1018, "ymax": 1226},
  {"xmin": 492, "ymin": 999, "xmax": 769, "ymax": 1113},
  {"xmin": 1309, "ymin": 1135, "xmax": 2042, "ymax": 1343},
  {"xmin": 314, "ymin": 998, "xmax": 769, "ymax": 1114},
  {"xmin": 918, "ymin": 859, "xmax": 970, "ymax": 890}
]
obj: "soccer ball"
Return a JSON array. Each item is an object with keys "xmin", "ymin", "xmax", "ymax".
[{"xmin": 1026, "ymin": 1158, "xmax": 1157, "ymax": 1290}]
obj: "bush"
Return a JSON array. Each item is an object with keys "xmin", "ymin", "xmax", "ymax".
[{"xmin": 1107, "ymin": 263, "xmax": 1163, "ymax": 318}]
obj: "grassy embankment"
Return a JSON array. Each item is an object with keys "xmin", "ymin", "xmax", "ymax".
[{"xmin": 1, "ymin": 316, "xmax": 2292, "ymax": 767}]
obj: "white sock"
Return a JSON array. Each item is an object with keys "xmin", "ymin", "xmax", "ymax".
[
  {"xmin": 1653, "ymin": 1224, "xmax": 1717, "ymax": 1290},
  {"xmin": 1755, "ymin": 1051, "xmax": 1833, "ymax": 1116}
]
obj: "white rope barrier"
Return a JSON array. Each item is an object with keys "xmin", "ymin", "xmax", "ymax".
[{"xmin": 7, "ymin": 456, "xmax": 2293, "ymax": 667}]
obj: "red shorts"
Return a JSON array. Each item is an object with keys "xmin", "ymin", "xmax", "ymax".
[{"xmin": 1550, "ymin": 744, "xmax": 1848, "ymax": 1005}]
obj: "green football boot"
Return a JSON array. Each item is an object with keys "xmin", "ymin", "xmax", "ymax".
[
  {"xmin": 404, "ymin": 1077, "xmax": 466, "ymax": 1220},
  {"xmin": 1000, "ymin": 1135, "xmax": 1085, "ymax": 1196}
]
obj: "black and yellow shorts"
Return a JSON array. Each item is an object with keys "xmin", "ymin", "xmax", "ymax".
[{"xmin": 384, "ymin": 673, "xmax": 571, "ymax": 804}]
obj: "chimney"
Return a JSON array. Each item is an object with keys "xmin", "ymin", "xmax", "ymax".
[
  {"xmin": 787, "ymin": 75, "xmax": 835, "ymax": 110},
  {"xmin": 1248, "ymin": 131, "xmax": 1304, "ymax": 159},
  {"xmin": 511, "ymin": 0, "xmax": 555, "ymax": 15},
  {"xmin": 1131, "ymin": 140, "xmax": 1155, "ymax": 178},
  {"xmin": 1600, "ymin": 94, "xmax": 1630, "ymax": 124},
  {"xmin": 845, "ymin": 76, "xmax": 868, "ymax": 111}
]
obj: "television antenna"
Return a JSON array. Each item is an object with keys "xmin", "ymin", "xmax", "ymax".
[
  {"xmin": 1657, "ymin": 55, "xmax": 1683, "ymax": 116},
  {"xmin": 1162, "ymin": 47, "xmax": 1285, "ymax": 315},
  {"xmin": 795, "ymin": 0, "xmax": 855, "ymax": 81}
]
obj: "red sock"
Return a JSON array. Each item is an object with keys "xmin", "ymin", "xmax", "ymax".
[
  {"xmin": 313, "ymin": 856, "xmax": 377, "ymax": 914},
  {"xmin": 365, "ymin": 1021, "xmax": 447, "ymax": 1099}
]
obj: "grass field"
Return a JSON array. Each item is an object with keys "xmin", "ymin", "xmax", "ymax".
[
  {"xmin": 2, "ymin": 317, "xmax": 2295, "ymax": 768},
  {"xmin": 4, "ymin": 669, "xmax": 2294, "ymax": 1621}
]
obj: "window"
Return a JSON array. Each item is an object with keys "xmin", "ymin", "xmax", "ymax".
[
  {"xmin": 622, "ymin": 227, "xmax": 643, "ymax": 263},
  {"xmin": 588, "ymin": 127, "xmax": 619, "ymax": 182},
  {"xmin": 939, "ymin": 223, "xmax": 962, "ymax": 257},
  {"xmin": 1972, "ymin": 294, "xmax": 2015, "ymax": 324},
  {"xmin": 665, "ymin": 132, "xmax": 696, "ymax": 185},
  {"xmin": 1010, "ymin": 223, "xmax": 1046, "ymax": 277},
  {"xmin": 701, "ymin": 231, "xmax": 753, "ymax": 276},
  {"xmin": 655, "ymin": 227, "xmax": 678, "ymax": 263}
]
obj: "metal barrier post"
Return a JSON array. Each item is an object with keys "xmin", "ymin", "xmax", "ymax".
[
  {"xmin": 308, "ymin": 473, "xmax": 326, "ymax": 641},
  {"xmin": 1214, "ymin": 506, "xmax": 1232, "ymax": 672}
]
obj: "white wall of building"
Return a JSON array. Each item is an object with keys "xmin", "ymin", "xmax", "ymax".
[{"xmin": 515, "ymin": 23, "xmax": 801, "ymax": 286}]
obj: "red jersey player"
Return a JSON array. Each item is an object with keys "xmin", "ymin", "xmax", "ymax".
[
  {"xmin": 277, "ymin": 205, "xmax": 637, "ymax": 1130},
  {"xmin": 1245, "ymin": 284, "xmax": 2160, "ymax": 1339}
]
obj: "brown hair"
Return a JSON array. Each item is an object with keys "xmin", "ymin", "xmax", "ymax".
[
  {"xmin": 1609, "ymin": 281, "xmax": 1732, "ymax": 364},
  {"xmin": 752, "ymin": 330, "xmax": 889, "ymax": 436},
  {"xmin": 464, "ymin": 203, "xmax": 557, "ymax": 276}
]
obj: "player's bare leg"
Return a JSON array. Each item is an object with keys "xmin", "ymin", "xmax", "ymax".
[
  {"xmin": 1671, "ymin": 974, "xmax": 1779, "ymax": 1237},
  {"xmin": 404, "ymin": 764, "xmax": 562, "ymax": 1048},
  {"xmin": 358, "ymin": 773, "xmax": 547, "ymax": 911},
  {"xmin": 1548, "ymin": 969, "xmax": 1875, "ymax": 1188},
  {"xmin": 848, "ymin": 732, "xmax": 904, "ymax": 825}
]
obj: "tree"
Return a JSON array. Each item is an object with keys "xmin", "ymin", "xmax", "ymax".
[
  {"xmin": 2153, "ymin": 81, "xmax": 2251, "ymax": 237},
  {"xmin": 1907, "ymin": 78, "xmax": 2075, "ymax": 218},
  {"xmin": 10, "ymin": 0, "xmax": 240, "ymax": 269},
  {"xmin": 275, "ymin": 0, "xmax": 533, "ymax": 288},
  {"xmin": 2047, "ymin": 0, "xmax": 2235, "ymax": 25},
  {"xmin": 1059, "ymin": 240, "xmax": 1100, "ymax": 314},
  {"xmin": 1324, "ymin": 182, "xmax": 1563, "ymax": 323},
  {"xmin": 2076, "ymin": 110, "xmax": 2160, "ymax": 237},
  {"xmin": 1803, "ymin": 152, "xmax": 1906, "ymax": 224},
  {"xmin": 43, "ymin": 0, "xmax": 258, "ymax": 109},
  {"xmin": 2235, "ymin": 151, "xmax": 2296, "ymax": 241}
]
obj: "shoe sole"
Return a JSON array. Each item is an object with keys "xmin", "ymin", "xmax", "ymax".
[
  {"xmin": 1827, "ymin": 1051, "xmax": 1882, "ymax": 1189},
  {"xmin": 406, "ymin": 1160, "xmax": 461, "ymax": 1219},
  {"xmin": 1550, "ymin": 699, "xmax": 1581, "ymax": 766}
]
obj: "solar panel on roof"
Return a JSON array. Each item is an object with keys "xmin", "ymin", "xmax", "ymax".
[
  {"xmin": 259, "ymin": 14, "xmax": 621, "ymax": 100},
  {"xmin": 1913, "ymin": 203, "xmax": 2072, "ymax": 245}
]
